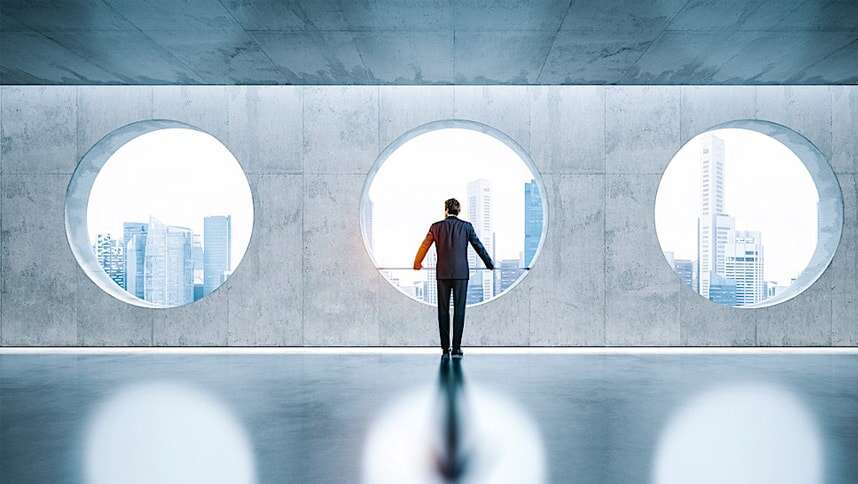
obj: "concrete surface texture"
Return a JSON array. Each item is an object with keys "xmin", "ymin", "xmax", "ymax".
[
  {"xmin": 1, "ymin": 0, "xmax": 857, "ymax": 85},
  {"xmin": 1, "ymin": 85, "xmax": 857, "ymax": 346}
]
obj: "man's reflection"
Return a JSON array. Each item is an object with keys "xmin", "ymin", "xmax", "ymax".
[{"xmin": 435, "ymin": 357, "xmax": 470, "ymax": 482}]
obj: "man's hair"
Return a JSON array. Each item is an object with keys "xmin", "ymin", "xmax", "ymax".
[{"xmin": 445, "ymin": 198, "xmax": 460, "ymax": 215}]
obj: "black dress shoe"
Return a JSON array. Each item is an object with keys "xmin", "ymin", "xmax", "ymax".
[{"xmin": 451, "ymin": 348, "xmax": 463, "ymax": 359}]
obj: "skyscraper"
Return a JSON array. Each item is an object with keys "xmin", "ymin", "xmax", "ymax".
[
  {"xmin": 424, "ymin": 249, "xmax": 438, "ymax": 305},
  {"xmin": 725, "ymin": 230, "xmax": 765, "ymax": 306},
  {"xmin": 467, "ymin": 179, "xmax": 494, "ymax": 304},
  {"xmin": 204, "ymin": 215, "xmax": 232, "ymax": 296},
  {"xmin": 144, "ymin": 217, "xmax": 195, "ymax": 306},
  {"xmin": 123, "ymin": 222, "xmax": 148, "ymax": 299},
  {"xmin": 709, "ymin": 273, "xmax": 738, "ymax": 306},
  {"xmin": 672, "ymin": 259, "xmax": 694, "ymax": 289},
  {"xmin": 498, "ymin": 258, "xmax": 524, "ymax": 293},
  {"xmin": 697, "ymin": 135, "xmax": 736, "ymax": 299},
  {"xmin": 192, "ymin": 234, "xmax": 204, "ymax": 301},
  {"xmin": 95, "ymin": 233, "xmax": 126, "ymax": 289},
  {"xmin": 524, "ymin": 180, "xmax": 543, "ymax": 268}
]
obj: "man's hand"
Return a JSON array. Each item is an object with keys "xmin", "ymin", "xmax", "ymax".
[{"xmin": 414, "ymin": 262, "xmax": 422, "ymax": 270}]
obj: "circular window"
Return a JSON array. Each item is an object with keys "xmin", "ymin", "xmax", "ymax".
[
  {"xmin": 361, "ymin": 120, "xmax": 547, "ymax": 307},
  {"xmin": 66, "ymin": 121, "xmax": 254, "ymax": 308},
  {"xmin": 655, "ymin": 120, "xmax": 842, "ymax": 308}
]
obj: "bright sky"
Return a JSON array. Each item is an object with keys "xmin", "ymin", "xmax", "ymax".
[
  {"xmin": 87, "ymin": 128, "xmax": 254, "ymax": 271},
  {"xmin": 655, "ymin": 128, "xmax": 818, "ymax": 286},
  {"xmin": 367, "ymin": 128, "xmax": 539, "ymax": 285}
]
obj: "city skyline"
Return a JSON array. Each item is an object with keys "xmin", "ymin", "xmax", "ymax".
[
  {"xmin": 367, "ymin": 128, "xmax": 537, "ymax": 278},
  {"xmin": 656, "ymin": 128, "xmax": 818, "ymax": 289},
  {"xmin": 87, "ymin": 128, "xmax": 253, "ymax": 272},
  {"xmin": 369, "ymin": 177, "xmax": 542, "ymax": 305},
  {"xmin": 95, "ymin": 214, "xmax": 233, "ymax": 306}
]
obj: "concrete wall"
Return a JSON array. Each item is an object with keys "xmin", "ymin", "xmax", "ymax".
[{"xmin": 0, "ymin": 85, "xmax": 856, "ymax": 346}]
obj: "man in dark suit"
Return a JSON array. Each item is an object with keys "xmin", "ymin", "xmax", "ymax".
[{"xmin": 414, "ymin": 198, "xmax": 494, "ymax": 359}]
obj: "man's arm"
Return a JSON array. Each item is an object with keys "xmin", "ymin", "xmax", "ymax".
[
  {"xmin": 467, "ymin": 224, "xmax": 495, "ymax": 270},
  {"xmin": 413, "ymin": 230, "xmax": 434, "ymax": 270}
]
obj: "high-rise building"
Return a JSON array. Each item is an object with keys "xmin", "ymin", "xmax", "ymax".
[
  {"xmin": 709, "ymin": 273, "xmax": 738, "ymax": 306},
  {"xmin": 123, "ymin": 222, "xmax": 148, "ymax": 299},
  {"xmin": 203, "ymin": 215, "xmax": 232, "ymax": 296},
  {"xmin": 95, "ymin": 233, "xmax": 126, "ymax": 289},
  {"xmin": 497, "ymin": 258, "xmax": 523, "ymax": 293},
  {"xmin": 767, "ymin": 282, "xmax": 789, "ymax": 299},
  {"xmin": 697, "ymin": 135, "xmax": 736, "ymax": 299},
  {"xmin": 673, "ymin": 259, "xmax": 694, "ymax": 289},
  {"xmin": 725, "ymin": 230, "xmax": 765, "ymax": 306},
  {"xmin": 524, "ymin": 180, "xmax": 543, "ymax": 268},
  {"xmin": 424, "ymin": 249, "xmax": 438, "ymax": 305},
  {"xmin": 467, "ymin": 179, "xmax": 494, "ymax": 304},
  {"xmin": 143, "ymin": 217, "xmax": 194, "ymax": 306},
  {"xmin": 192, "ymin": 234, "xmax": 204, "ymax": 301}
]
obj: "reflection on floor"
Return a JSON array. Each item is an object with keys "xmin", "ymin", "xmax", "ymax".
[{"xmin": 2, "ymin": 351, "xmax": 857, "ymax": 484}]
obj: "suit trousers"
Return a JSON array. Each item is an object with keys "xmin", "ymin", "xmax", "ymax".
[{"xmin": 437, "ymin": 279, "xmax": 468, "ymax": 350}]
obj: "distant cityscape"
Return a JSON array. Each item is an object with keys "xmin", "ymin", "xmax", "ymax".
[
  {"xmin": 664, "ymin": 134, "xmax": 797, "ymax": 306},
  {"xmin": 94, "ymin": 215, "xmax": 232, "ymax": 306},
  {"xmin": 370, "ymin": 179, "xmax": 543, "ymax": 305}
]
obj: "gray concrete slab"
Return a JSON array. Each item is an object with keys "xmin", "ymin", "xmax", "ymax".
[
  {"xmin": 74, "ymin": 270, "xmax": 157, "ymax": 346},
  {"xmin": 375, "ymin": 276, "xmax": 437, "ymax": 346},
  {"xmin": 0, "ymin": 31, "xmax": 120, "ymax": 84},
  {"xmin": 302, "ymin": 174, "xmax": 380, "ymax": 345},
  {"xmin": 528, "ymin": 174, "xmax": 606, "ymax": 345},
  {"xmin": 464, "ymin": 278, "xmax": 532, "ymax": 346},
  {"xmin": 378, "ymin": 86, "xmax": 455, "ymax": 149},
  {"xmin": 453, "ymin": 86, "xmax": 530, "ymax": 155},
  {"xmin": 1, "ymin": 174, "xmax": 78, "ymax": 345},
  {"xmin": 153, "ymin": 283, "xmax": 230, "ymax": 346},
  {"xmin": 227, "ymin": 174, "xmax": 303, "ymax": 346},
  {"xmin": 528, "ymin": 86, "xmax": 605, "ymax": 174},
  {"xmin": 227, "ymin": 86, "xmax": 303, "ymax": 174},
  {"xmin": 755, "ymin": 281, "xmax": 833, "ymax": 346},
  {"xmin": 678, "ymin": 285, "xmax": 757, "ymax": 346},
  {"xmin": 605, "ymin": 174, "xmax": 680, "ymax": 345},
  {"xmin": 302, "ymin": 86, "xmax": 379, "ymax": 174},
  {"xmin": 1, "ymin": 86, "xmax": 77, "ymax": 174},
  {"xmin": 76, "ymin": 86, "xmax": 154, "ymax": 162},
  {"xmin": 144, "ymin": 29, "xmax": 282, "ymax": 84},
  {"xmin": 152, "ymin": 86, "xmax": 229, "ymax": 143},
  {"xmin": 538, "ymin": 30, "xmax": 657, "ymax": 84},
  {"xmin": 2, "ymin": 0, "xmax": 858, "ymax": 85},
  {"xmin": 679, "ymin": 86, "xmax": 756, "ymax": 144},
  {"xmin": 832, "ymin": 86, "xmax": 858, "ymax": 174},
  {"xmin": 354, "ymin": 31, "xmax": 453, "ymax": 84},
  {"xmin": 833, "ymin": 293, "xmax": 858, "ymax": 345},
  {"xmin": 754, "ymin": 86, "xmax": 833, "ymax": 162},
  {"xmin": 454, "ymin": 31, "xmax": 554, "ymax": 84},
  {"xmin": 0, "ymin": 85, "xmax": 855, "ymax": 347},
  {"xmin": 251, "ymin": 31, "xmax": 372, "ymax": 84},
  {"xmin": 606, "ymin": 86, "xmax": 681, "ymax": 174}
]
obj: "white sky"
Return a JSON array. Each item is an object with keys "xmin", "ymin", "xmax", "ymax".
[
  {"xmin": 87, "ymin": 128, "xmax": 254, "ymax": 271},
  {"xmin": 367, "ymin": 128, "xmax": 538, "ymax": 285},
  {"xmin": 654, "ymin": 128, "xmax": 818, "ymax": 286}
]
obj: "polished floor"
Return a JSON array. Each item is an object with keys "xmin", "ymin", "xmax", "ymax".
[{"xmin": 2, "ymin": 350, "xmax": 858, "ymax": 484}]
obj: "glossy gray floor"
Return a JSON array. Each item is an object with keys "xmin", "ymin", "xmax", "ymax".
[{"xmin": 2, "ymin": 351, "xmax": 858, "ymax": 484}]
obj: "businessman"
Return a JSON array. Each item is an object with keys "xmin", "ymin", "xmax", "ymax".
[{"xmin": 414, "ymin": 198, "xmax": 494, "ymax": 359}]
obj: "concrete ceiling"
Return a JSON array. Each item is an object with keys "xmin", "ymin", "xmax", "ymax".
[{"xmin": 1, "ymin": 0, "xmax": 857, "ymax": 85}]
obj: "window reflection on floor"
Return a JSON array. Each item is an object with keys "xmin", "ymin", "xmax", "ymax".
[
  {"xmin": 1, "ymin": 353, "xmax": 854, "ymax": 484},
  {"xmin": 83, "ymin": 381, "xmax": 256, "ymax": 484}
]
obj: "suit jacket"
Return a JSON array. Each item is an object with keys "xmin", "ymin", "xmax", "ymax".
[{"xmin": 413, "ymin": 215, "xmax": 494, "ymax": 280}]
